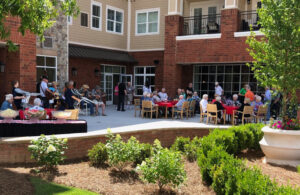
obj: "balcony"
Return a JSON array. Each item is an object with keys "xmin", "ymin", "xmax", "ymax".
[
  {"xmin": 182, "ymin": 14, "xmax": 221, "ymax": 36},
  {"xmin": 239, "ymin": 11, "xmax": 261, "ymax": 32}
]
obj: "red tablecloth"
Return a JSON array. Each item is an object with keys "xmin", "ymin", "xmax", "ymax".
[
  {"xmin": 157, "ymin": 101, "xmax": 178, "ymax": 108},
  {"xmin": 223, "ymin": 105, "xmax": 239, "ymax": 115},
  {"xmin": 19, "ymin": 108, "xmax": 54, "ymax": 120}
]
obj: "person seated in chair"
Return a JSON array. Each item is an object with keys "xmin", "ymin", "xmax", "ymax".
[
  {"xmin": 174, "ymin": 95, "xmax": 186, "ymax": 111},
  {"xmin": 29, "ymin": 98, "xmax": 44, "ymax": 111},
  {"xmin": 81, "ymin": 84, "xmax": 95, "ymax": 116},
  {"xmin": 0, "ymin": 94, "xmax": 13, "ymax": 111},
  {"xmin": 92, "ymin": 86, "xmax": 107, "ymax": 116},
  {"xmin": 213, "ymin": 96, "xmax": 225, "ymax": 122},
  {"xmin": 158, "ymin": 88, "xmax": 168, "ymax": 101},
  {"xmin": 200, "ymin": 94, "xmax": 208, "ymax": 113},
  {"xmin": 251, "ymin": 95, "xmax": 263, "ymax": 113},
  {"xmin": 152, "ymin": 91, "xmax": 161, "ymax": 103}
]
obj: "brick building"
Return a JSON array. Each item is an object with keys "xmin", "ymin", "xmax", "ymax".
[{"xmin": 0, "ymin": 0, "xmax": 268, "ymax": 104}]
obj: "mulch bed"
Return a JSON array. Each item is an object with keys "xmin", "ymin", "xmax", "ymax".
[
  {"xmin": 239, "ymin": 149, "xmax": 300, "ymax": 188},
  {"xmin": 1, "ymin": 152, "xmax": 300, "ymax": 195},
  {"xmin": 4, "ymin": 160, "xmax": 215, "ymax": 195}
]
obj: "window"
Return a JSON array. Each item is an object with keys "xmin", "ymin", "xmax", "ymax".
[
  {"xmin": 67, "ymin": 16, "xmax": 72, "ymax": 25},
  {"xmin": 36, "ymin": 56, "xmax": 57, "ymax": 82},
  {"xmin": 81, "ymin": 12, "xmax": 88, "ymax": 27},
  {"xmin": 42, "ymin": 37, "xmax": 53, "ymax": 48},
  {"xmin": 91, "ymin": 2, "xmax": 101, "ymax": 30},
  {"xmin": 134, "ymin": 66, "xmax": 155, "ymax": 96},
  {"xmin": 106, "ymin": 6, "xmax": 123, "ymax": 34},
  {"xmin": 193, "ymin": 64, "xmax": 260, "ymax": 99},
  {"xmin": 208, "ymin": 7, "xmax": 217, "ymax": 23},
  {"xmin": 136, "ymin": 8, "xmax": 159, "ymax": 35}
]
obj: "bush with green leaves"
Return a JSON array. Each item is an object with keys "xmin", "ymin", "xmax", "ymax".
[
  {"xmin": 88, "ymin": 142, "xmax": 108, "ymax": 167},
  {"xmin": 137, "ymin": 140, "xmax": 186, "ymax": 191},
  {"xmin": 170, "ymin": 137, "xmax": 190, "ymax": 153},
  {"xmin": 28, "ymin": 135, "xmax": 68, "ymax": 170},
  {"xmin": 133, "ymin": 143, "xmax": 153, "ymax": 165}
]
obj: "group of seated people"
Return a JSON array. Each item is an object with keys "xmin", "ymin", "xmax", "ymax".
[
  {"xmin": 200, "ymin": 93, "xmax": 264, "ymax": 123},
  {"xmin": 0, "ymin": 77, "xmax": 107, "ymax": 118}
]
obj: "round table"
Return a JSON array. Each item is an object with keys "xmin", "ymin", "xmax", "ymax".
[
  {"xmin": 157, "ymin": 101, "xmax": 178, "ymax": 118},
  {"xmin": 223, "ymin": 105, "xmax": 239, "ymax": 124}
]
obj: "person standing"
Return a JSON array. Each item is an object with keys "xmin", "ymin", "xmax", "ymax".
[
  {"xmin": 245, "ymin": 85, "xmax": 255, "ymax": 102},
  {"xmin": 39, "ymin": 76, "xmax": 53, "ymax": 108},
  {"xmin": 215, "ymin": 82, "xmax": 223, "ymax": 96},
  {"xmin": 113, "ymin": 82, "xmax": 119, "ymax": 106},
  {"xmin": 11, "ymin": 80, "xmax": 28, "ymax": 110},
  {"xmin": 263, "ymin": 87, "xmax": 272, "ymax": 120},
  {"xmin": 186, "ymin": 83, "xmax": 194, "ymax": 94},
  {"xmin": 143, "ymin": 81, "xmax": 152, "ymax": 94},
  {"xmin": 126, "ymin": 82, "xmax": 135, "ymax": 109},
  {"xmin": 238, "ymin": 84, "xmax": 247, "ymax": 103},
  {"xmin": 117, "ymin": 82, "xmax": 127, "ymax": 111}
]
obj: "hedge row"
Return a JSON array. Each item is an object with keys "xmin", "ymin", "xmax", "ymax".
[{"xmin": 171, "ymin": 124, "xmax": 300, "ymax": 195}]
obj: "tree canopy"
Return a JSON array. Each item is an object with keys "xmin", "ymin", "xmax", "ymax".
[
  {"xmin": 246, "ymin": 0, "xmax": 300, "ymax": 122},
  {"xmin": 0, "ymin": 0, "xmax": 79, "ymax": 50}
]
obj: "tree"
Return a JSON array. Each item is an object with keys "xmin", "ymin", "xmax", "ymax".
[
  {"xmin": 246, "ymin": 0, "xmax": 300, "ymax": 124},
  {"xmin": 0, "ymin": 0, "xmax": 79, "ymax": 51}
]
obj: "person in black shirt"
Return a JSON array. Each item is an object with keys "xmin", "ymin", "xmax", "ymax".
[
  {"xmin": 186, "ymin": 82, "xmax": 194, "ymax": 94},
  {"xmin": 11, "ymin": 80, "xmax": 28, "ymax": 110},
  {"xmin": 64, "ymin": 81, "xmax": 80, "ymax": 109},
  {"xmin": 117, "ymin": 82, "xmax": 127, "ymax": 111}
]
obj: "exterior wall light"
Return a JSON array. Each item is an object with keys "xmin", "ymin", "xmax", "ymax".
[
  {"xmin": 0, "ymin": 62, "xmax": 5, "ymax": 73},
  {"xmin": 94, "ymin": 68, "xmax": 100, "ymax": 77},
  {"xmin": 71, "ymin": 67, "xmax": 77, "ymax": 76}
]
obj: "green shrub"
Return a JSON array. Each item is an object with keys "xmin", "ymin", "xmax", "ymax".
[
  {"xmin": 137, "ymin": 141, "xmax": 186, "ymax": 191},
  {"xmin": 297, "ymin": 165, "xmax": 300, "ymax": 174},
  {"xmin": 171, "ymin": 137, "xmax": 190, "ymax": 153},
  {"xmin": 28, "ymin": 135, "xmax": 68, "ymax": 170},
  {"xmin": 88, "ymin": 142, "xmax": 108, "ymax": 167},
  {"xmin": 231, "ymin": 125, "xmax": 255, "ymax": 151},
  {"xmin": 106, "ymin": 133, "xmax": 132, "ymax": 170},
  {"xmin": 134, "ymin": 143, "xmax": 152, "ymax": 165},
  {"xmin": 244, "ymin": 123, "xmax": 264, "ymax": 149}
]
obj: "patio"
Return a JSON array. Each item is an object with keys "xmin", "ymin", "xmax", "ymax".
[{"xmin": 79, "ymin": 105, "xmax": 230, "ymax": 132}]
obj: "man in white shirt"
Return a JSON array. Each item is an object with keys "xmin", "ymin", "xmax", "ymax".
[
  {"xmin": 158, "ymin": 88, "xmax": 168, "ymax": 101},
  {"xmin": 215, "ymin": 82, "xmax": 223, "ymax": 96},
  {"xmin": 200, "ymin": 94, "xmax": 208, "ymax": 113},
  {"xmin": 40, "ymin": 76, "xmax": 53, "ymax": 108}
]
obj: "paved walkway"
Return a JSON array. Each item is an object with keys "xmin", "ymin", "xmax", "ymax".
[{"xmin": 79, "ymin": 105, "xmax": 230, "ymax": 132}]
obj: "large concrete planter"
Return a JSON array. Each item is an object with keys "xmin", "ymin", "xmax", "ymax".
[{"xmin": 260, "ymin": 126, "xmax": 300, "ymax": 167}]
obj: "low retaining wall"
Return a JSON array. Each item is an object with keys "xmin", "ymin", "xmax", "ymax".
[{"xmin": 0, "ymin": 123, "xmax": 229, "ymax": 165}]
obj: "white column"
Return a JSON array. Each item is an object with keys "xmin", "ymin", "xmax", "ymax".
[
  {"xmin": 224, "ymin": 0, "xmax": 238, "ymax": 9},
  {"xmin": 168, "ymin": 0, "xmax": 183, "ymax": 16}
]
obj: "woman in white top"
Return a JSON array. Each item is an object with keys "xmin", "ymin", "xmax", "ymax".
[
  {"xmin": 143, "ymin": 81, "xmax": 152, "ymax": 94},
  {"xmin": 200, "ymin": 94, "xmax": 208, "ymax": 113},
  {"xmin": 158, "ymin": 88, "xmax": 168, "ymax": 101}
]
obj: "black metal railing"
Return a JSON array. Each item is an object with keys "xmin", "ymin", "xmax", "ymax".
[
  {"xmin": 182, "ymin": 14, "xmax": 221, "ymax": 36},
  {"xmin": 239, "ymin": 11, "xmax": 261, "ymax": 32}
]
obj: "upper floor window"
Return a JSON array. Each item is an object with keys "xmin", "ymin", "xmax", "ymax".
[
  {"xmin": 136, "ymin": 8, "xmax": 159, "ymax": 35},
  {"xmin": 91, "ymin": 2, "xmax": 102, "ymax": 30},
  {"xmin": 81, "ymin": 12, "xmax": 88, "ymax": 27},
  {"xmin": 42, "ymin": 37, "xmax": 53, "ymax": 49},
  {"xmin": 106, "ymin": 6, "xmax": 124, "ymax": 34}
]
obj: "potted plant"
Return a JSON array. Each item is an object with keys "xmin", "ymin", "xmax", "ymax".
[{"xmin": 246, "ymin": 0, "xmax": 300, "ymax": 167}]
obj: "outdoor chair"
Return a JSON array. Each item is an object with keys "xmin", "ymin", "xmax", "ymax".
[
  {"xmin": 188, "ymin": 100, "xmax": 196, "ymax": 117},
  {"xmin": 134, "ymin": 99, "xmax": 141, "ymax": 117},
  {"xmin": 255, "ymin": 106, "xmax": 267, "ymax": 124},
  {"xmin": 65, "ymin": 109, "xmax": 79, "ymax": 120},
  {"xmin": 172, "ymin": 101, "xmax": 189, "ymax": 120},
  {"xmin": 200, "ymin": 104, "xmax": 208, "ymax": 123},
  {"xmin": 233, "ymin": 106, "xmax": 254, "ymax": 125},
  {"xmin": 141, "ymin": 101, "xmax": 158, "ymax": 119},
  {"xmin": 206, "ymin": 104, "xmax": 226, "ymax": 125}
]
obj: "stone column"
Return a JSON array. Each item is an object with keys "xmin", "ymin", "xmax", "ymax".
[{"xmin": 54, "ymin": 12, "xmax": 69, "ymax": 90}]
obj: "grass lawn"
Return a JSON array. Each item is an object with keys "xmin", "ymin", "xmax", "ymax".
[{"xmin": 30, "ymin": 177, "xmax": 97, "ymax": 195}]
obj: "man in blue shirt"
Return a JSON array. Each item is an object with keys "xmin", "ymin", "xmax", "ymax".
[
  {"xmin": 0, "ymin": 94, "xmax": 13, "ymax": 111},
  {"xmin": 263, "ymin": 87, "xmax": 272, "ymax": 120},
  {"xmin": 175, "ymin": 95, "xmax": 186, "ymax": 111}
]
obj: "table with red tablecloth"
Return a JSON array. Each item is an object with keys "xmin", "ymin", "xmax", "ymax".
[
  {"xmin": 157, "ymin": 101, "xmax": 178, "ymax": 118},
  {"xmin": 223, "ymin": 105, "xmax": 239, "ymax": 123},
  {"xmin": 19, "ymin": 108, "xmax": 54, "ymax": 120}
]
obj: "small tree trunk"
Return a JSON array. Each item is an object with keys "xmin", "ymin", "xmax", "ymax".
[{"xmin": 281, "ymin": 93, "xmax": 288, "ymax": 125}]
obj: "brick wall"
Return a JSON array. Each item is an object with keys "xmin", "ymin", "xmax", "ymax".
[
  {"xmin": 0, "ymin": 17, "xmax": 36, "ymax": 100},
  {"xmin": 0, "ymin": 128, "xmax": 210, "ymax": 164},
  {"xmin": 130, "ymin": 51, "xmax": 164, "ymax": 89}
]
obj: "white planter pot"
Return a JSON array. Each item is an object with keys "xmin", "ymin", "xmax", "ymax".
[{"xmin": 260, "ymin": 126, "xmax": 300, "ymax": 167}]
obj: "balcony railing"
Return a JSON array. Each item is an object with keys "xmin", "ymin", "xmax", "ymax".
[
  {"xmin": 239, "ymin": 11, "xmax": 261, "ymax": 32},
  {"xmin": 183, "ymin": 14, "xmax": 221, "ymax": 36}
]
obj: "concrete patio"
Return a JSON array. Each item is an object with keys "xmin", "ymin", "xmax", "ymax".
[{"xmin": 79, "ymin": 105, "xmax": 231, "ymax": 132}]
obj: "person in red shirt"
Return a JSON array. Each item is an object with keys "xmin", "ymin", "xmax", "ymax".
[{"xmin": 245, "ymin": 85, "xmax": 255, "ymax": 102}]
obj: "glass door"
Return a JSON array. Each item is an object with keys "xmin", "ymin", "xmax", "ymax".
[
  {"xmin": 193, "ymin": 8, "xmax": 202, "ymax": 34},
  {"xmin": 104, "ymin": 74, "xmax": 113, "ymax": 104}
]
